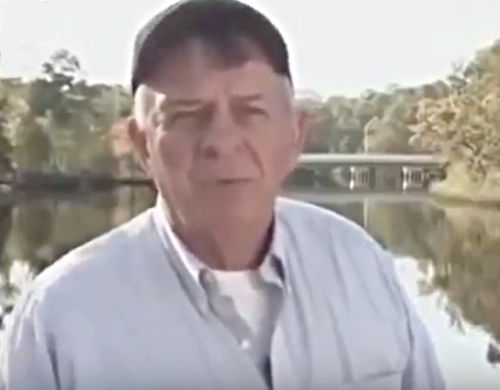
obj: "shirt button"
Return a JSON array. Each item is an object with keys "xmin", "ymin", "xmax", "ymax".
[{"xmin": 240, "ymin": 339, "xmax": 251, "ymax": 350}]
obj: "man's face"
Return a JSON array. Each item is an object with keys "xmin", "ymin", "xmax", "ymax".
[{"xmin": 131, "ymin": 42, "xmax": 306, "ymax": 228}]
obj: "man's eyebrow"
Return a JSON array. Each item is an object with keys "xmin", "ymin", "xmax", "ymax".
[
  {"xmin": 160, "ymin": 98, "xmax": 205, "ymax": 111},
  {"xmin": 232, "ymin": 93, "xmax": 264, "ymax": 103},
  {"xmin": 158, "ymin": 93, "xmax": 265, "ymax": 112}
]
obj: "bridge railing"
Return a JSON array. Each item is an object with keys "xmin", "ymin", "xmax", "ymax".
[{"xmin": 298, "ymin": 153, "xmax": 445, "ymax": 166}]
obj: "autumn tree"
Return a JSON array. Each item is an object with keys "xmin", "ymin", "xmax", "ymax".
[{"xmin": 410, "ymin": 40, "xmax": 500, "ymax": 196}]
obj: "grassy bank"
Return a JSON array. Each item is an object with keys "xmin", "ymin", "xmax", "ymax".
[{"xmin": 430, "ymin": 162, "xmax": 500, "ymax": 205}]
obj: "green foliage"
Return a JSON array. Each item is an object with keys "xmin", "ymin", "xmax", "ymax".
[
  {"xmin": 301, "ymin": 82, "xmax": 449, "ymax": 154},
  {"xmin": 411, "ymin": 40, "xmax": 500, "ymax": 187},
  {"xmin": 0, "ymin": 80, "xmax": 23, "ymax": 178},
  {"xmin": 0, "ymin": 103, "xmax": 13, "ymax": 175},
  {"xmin": 1, "ymin": 49, "xmax": 133, "ymax": 175}
]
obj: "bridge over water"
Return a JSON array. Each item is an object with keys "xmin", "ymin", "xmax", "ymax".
[
  {"xmin": 298, "ymin": 153, "xmax": 444, "ymax": 167},
  {"xmin": 295, "ymin": 153, "xmax": 445, "ymax": 190}
]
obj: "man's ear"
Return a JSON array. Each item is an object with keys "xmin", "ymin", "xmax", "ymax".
[
  {"xmin": 127, "ymin": 117, "xmax": 151, "ymax": 176},
  {"xmin": 293, "ymin": 109, "xmax": 309, "ymax": 153},
  {"xmin": 285, "ymin": 109, "xmax": 310, "ymax": 175}
]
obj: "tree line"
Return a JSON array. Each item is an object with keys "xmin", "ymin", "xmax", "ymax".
[
  {"xmin": 0, "ymin": 50, "xmax": 132, "ymax": 180},
  {"xmin": 1, "ymin": 40, "xmax": 500, "ymax": 192}
]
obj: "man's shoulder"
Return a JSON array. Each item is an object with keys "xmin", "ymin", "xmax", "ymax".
[
  {"xmin": 24, "ymin": 209, "xmax": 155, "ymax": 309},
  {"xmin": 276, "ymin": 197, "xmax": 406, "ymax": 320},
  {"xmin": 276, "ymin": 196, "xmax": 375, "ymax": 244},
  {"xmin": 275, "ymin": 196, "xmax": 393, "ymax": 279}
]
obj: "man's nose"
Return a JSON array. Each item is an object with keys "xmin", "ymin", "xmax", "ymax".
[{"xmin": 199, "ymin": 112, "xmax": 242, "ymax": 160}]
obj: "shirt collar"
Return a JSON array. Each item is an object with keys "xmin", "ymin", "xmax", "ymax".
[
  {"xmin": 152, "ymin": 194, "xmax": 288, "ymax": 290},
  {"xmin": 153, "ymin": 195, "xmax": 203, "ymax": 284}
]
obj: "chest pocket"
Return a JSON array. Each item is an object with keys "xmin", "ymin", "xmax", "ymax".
[
  {"xmin": 340, "ymin": 316, "xmax": 409, "ymax": 385},
  {"xmin": 338, "ymin": 372, "xmax": 403, "ymax": 390}
]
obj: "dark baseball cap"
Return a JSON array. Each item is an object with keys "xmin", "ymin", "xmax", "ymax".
[{"xmin": 130, "ymin": 0, "xmax": 292, "ymax": 95}]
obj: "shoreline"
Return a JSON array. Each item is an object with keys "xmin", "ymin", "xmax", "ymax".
[{"xmin": 429, "ymin": 180, "xmax": 500, "ymax": 206}]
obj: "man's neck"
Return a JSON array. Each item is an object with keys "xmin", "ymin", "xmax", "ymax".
[{"xmin": 166, "ymin": 208, "xmax": 274, "ymax": 271}]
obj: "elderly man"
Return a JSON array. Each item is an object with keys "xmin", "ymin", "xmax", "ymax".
[{"xmin": 0, "ymin": 0, "xmax": 445, "ymax": 389}]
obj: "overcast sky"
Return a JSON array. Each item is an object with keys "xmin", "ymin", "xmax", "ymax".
[{"xmin": 1, "ymin": 0, "xmax": 500, "ymax": 98}]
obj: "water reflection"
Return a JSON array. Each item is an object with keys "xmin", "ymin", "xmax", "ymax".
[
  {"xmin": 366, "ymin": 202, "xmax": 500, "ymax": 350},
  {"xmin": 1, "ymin": 187, "xmax": 500, "ymax": 385},
  {"xmin": 0, "ymin": 187, "xmax": 156, "ymax": 323}
]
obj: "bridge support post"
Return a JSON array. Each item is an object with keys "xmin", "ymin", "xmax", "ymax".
[
  {"xmin": 402, "ymin": 166, "xmax": 426, "ymax": 190},
  {"xmin": 349, "ymin": 166, "xmax": 371, "ymax": 190}
]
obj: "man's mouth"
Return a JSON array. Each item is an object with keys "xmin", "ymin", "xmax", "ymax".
[{"xmin": 218, "ymin": 178, "xmax": 253, "ymax": 185}]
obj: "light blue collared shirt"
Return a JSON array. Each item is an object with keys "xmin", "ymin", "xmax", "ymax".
[
  {"xmin": 0, "ymin": 197, "xmax": 445, "ymax": 390},
  {"xmin": 153, "ymin": 196, "xmax": 285, "ymax": 386},
  {"xmin": 153, "ymin": 196, "xmax": 284, "ymax": 290}
]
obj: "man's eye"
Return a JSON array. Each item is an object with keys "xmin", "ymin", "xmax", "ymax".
[
  {"xmin": 172, "ymin": 112, "xmax": 195, "ymax": 121},
  {"xmin": 241, "ymin": 106, "xmax": 268, "ymax": 118},
  {"xmin": 169, "ymin": 111, "xmax": 202, "ymax": 126}
]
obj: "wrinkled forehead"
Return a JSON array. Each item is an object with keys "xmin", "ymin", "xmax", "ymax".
[{"xmin": 137, "ymin": 38, "xmax": 293, "ymax": 103}]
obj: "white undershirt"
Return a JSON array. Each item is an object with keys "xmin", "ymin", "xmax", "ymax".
[
  {"xmin": 212, "ymin": 269, "xmax": 275, "ymax": 343},
  {"xmin": 211, "ymin": 268, "xmax": 278, "ymax": 384}
]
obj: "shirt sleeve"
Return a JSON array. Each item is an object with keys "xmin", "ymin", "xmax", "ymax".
[
  {"xmin": 0, "ymin": 290, "xmax": 59, "ymax": 390},
  {"xmin": 400, "ymin": 290, "xmax": 447, "ymax": 390},
  {"xmin": 379, "ymin": 250, "xmax": 446, "ymax": 390}
]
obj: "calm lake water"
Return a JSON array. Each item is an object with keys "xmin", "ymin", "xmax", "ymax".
[{"xmin": 1, "ymin": 186, "xmax": 500, "ymax": 389}]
